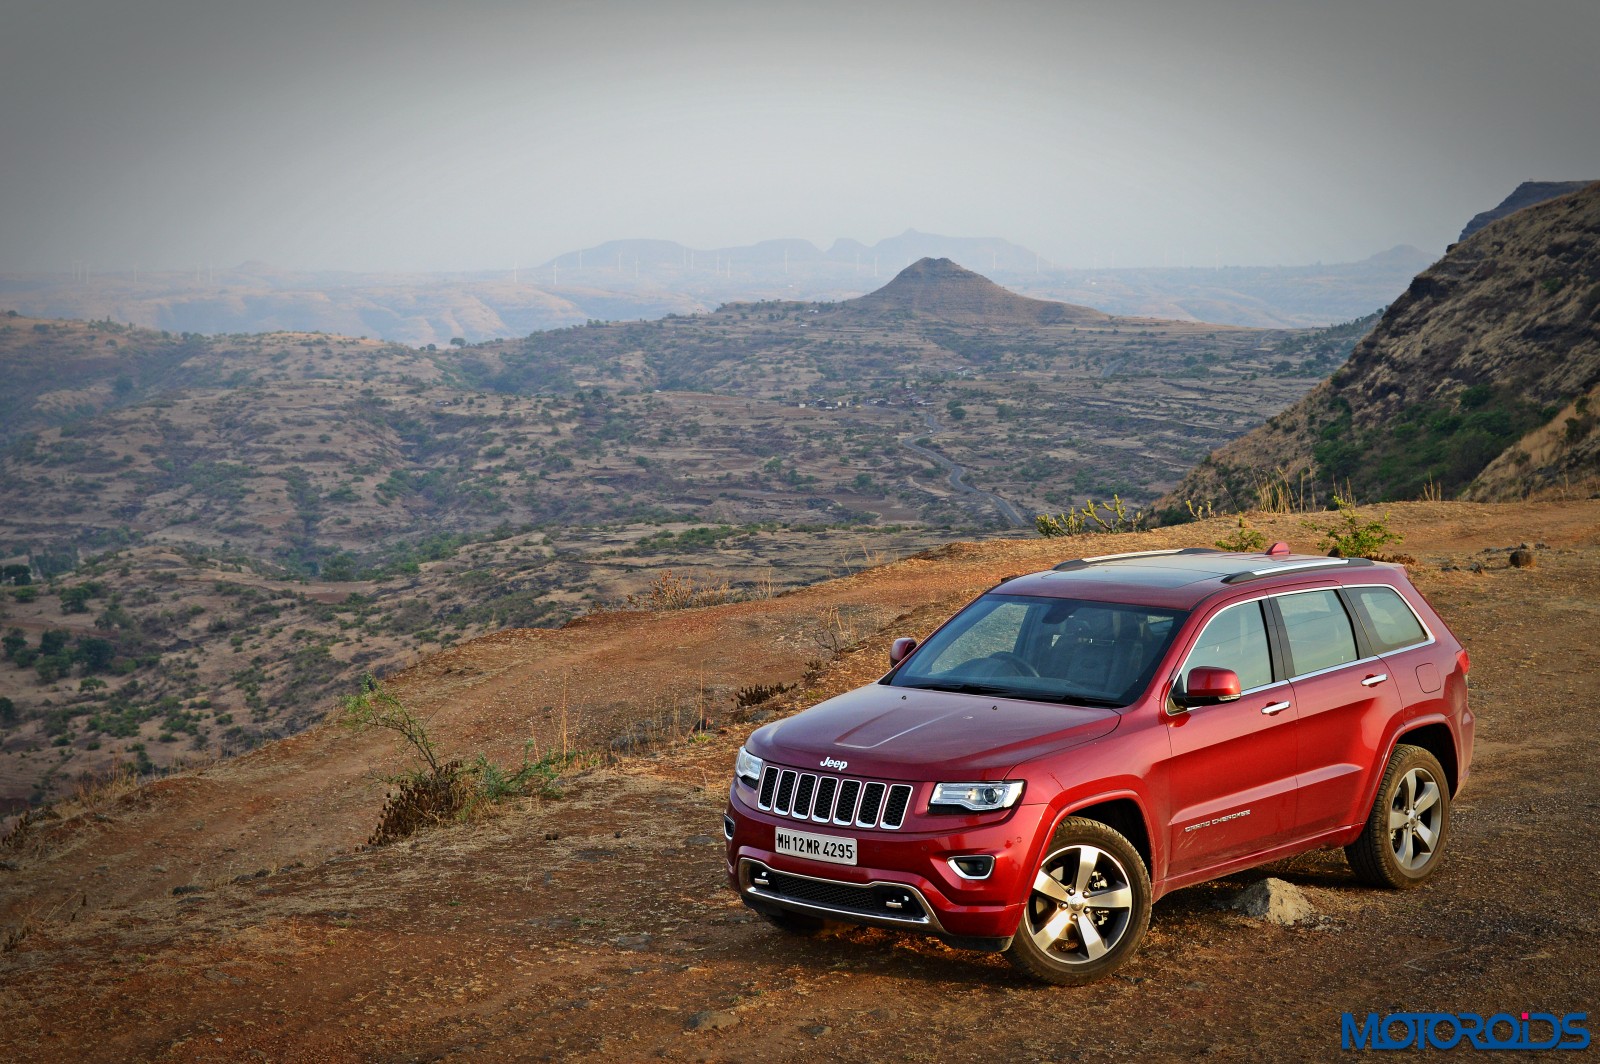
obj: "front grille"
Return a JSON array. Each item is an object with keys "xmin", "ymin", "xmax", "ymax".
[
  {"xmin": 754, "ymin": 867, "xmax": 928, "ymax": 922},
  {"xmin": 756, "ymin": 765, "xmax": 914, "ymax": 830}
]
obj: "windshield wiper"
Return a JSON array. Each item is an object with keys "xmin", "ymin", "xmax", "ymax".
[
  {"xmin": 897, "ymin": 680, "xmax": 1017, "ymax": 697},
  {"xmin": 1044, "ymin": 692, "xmax": 1125, "ymax": 708}
]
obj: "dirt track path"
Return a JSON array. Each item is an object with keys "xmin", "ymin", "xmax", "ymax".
[{"xmin": 2, "ymin": 502, "xmax": 1598, "ymax": 1061}]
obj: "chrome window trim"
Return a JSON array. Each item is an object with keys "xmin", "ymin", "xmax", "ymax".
[
  {"xmin": 1272, "ymin": 586, "xmax": 1364, "ymax": 677},
  {"xmin": 1169, "ymin": 578, "xmax": 1438, "ymax": 697},
  {"xmin": 1176, "ymin": 598, "xmax": 1276, "ymax": 693},
  {"xmin": 1340, "ymin": 582, "xmax": 1437, "ymax": 654}
]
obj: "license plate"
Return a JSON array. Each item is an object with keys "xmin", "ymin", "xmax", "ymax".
[{"xmin": 774, "ymin": 826, "xmax": 857, "ymax": 866}]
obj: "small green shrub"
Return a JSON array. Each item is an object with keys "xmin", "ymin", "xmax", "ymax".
[
  {"xmin": 1215, "ymin": 516, "xmax": 1267, "ymax": 553},
  {"xmin": 1302, "ymin": 495, "xmax": 1402, "ymax": 559}
]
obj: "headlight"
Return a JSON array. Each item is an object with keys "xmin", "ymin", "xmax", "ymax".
[
  {"xmin": 929, "ymin": 781, "xmax": 1024, "ymax": 813},
  {"xmin": 735, "ymin": 747, "xmax": 764, "ymax": 787}
]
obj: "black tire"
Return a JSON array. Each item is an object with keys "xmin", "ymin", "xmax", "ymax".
[
  {"xmin": 758, "ymin": 907, "xmax": 828, "ymax": 935},
  {"xmin": 1345, "ymin": 743, "xmax": 1451, "ymax": 889},
  {"xmin": 1004, "ymin": 817, "xmax": 1152, "ymax": 986}
]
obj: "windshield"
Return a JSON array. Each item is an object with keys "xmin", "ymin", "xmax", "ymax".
[{"xmin": 888, "ymin": 594, "xmax": 1186, "ymax": 707}]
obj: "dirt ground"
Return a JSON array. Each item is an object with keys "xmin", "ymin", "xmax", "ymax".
[{"xmin": 2, "ymin": 501, "xmax": 1598, "ymax": 1062}]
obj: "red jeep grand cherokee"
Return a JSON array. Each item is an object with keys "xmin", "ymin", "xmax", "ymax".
[{"xmin": 723, "ymin": 546, "xmax": 1472, "ymax": 984}]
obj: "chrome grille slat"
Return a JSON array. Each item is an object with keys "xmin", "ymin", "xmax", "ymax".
[
  {"xmin": 757, "ymin": 766, "xmax": 779, "ymax": 810},
  {"xmin": 881, "ymin": 784, "xmax": 913, "ymax": 829},
  {"xmin": 855, "ymin": 782, "xmax": 887, "ymax": 828},
  {"xmin": 759, "ymin": 764, "xmax": 912, "ymax": 830},
  {"xmin": 811, "ymin": 776, "xmax": 839, "ymax": 823},
  {"xmin": 792, "ymin": 774, "xmax": 818, "ymax": 819},
  {"xmin": 832, "ymin": 779, "xmax": 862, "ymax": 826}
]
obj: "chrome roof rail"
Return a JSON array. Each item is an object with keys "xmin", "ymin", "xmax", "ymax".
[
  {"xmin": 1220, "ymin": 557, "xmax": 1374, "ymax": 584},
  {"xmin": 1053, "ymin": 547, "xmax": 1220, "ymax": 571}
]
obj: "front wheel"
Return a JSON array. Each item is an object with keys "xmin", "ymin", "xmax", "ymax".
[
  {"xmin": 1345, "ymin": 743, "xmax": 1451, "ymax": 889},
  {"xmin": 1004, "ymin": 817, "xmax": 1151, "ymax": 985}
]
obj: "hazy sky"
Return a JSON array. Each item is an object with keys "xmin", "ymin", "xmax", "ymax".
[{"xmin": 2, "ymin": 0, "xmax": 1597, "ymax": 273}]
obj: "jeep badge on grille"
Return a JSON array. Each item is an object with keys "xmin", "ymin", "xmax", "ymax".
[{"xmin": 820, "ymin": 756, "xmax": 849, "ymax": 771}]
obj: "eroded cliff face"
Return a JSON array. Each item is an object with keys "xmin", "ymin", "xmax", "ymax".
[{"xmin": 1167, "ymin": 182, "xmax": 1600, "ymax": 511}]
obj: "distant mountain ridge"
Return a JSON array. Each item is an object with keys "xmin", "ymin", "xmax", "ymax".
[
  {"xmin": 1, "ymin": 235, "xmax": 1436, "ymax": 345},
  {"xmin": 1166, "ymin": 181, "xmax": 1600, "ymax": 510}
]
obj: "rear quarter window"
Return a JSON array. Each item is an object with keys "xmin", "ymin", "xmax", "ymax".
[{"xmin": 1345, "ymin": 585, "xmax": 1429, "ymax": 654}]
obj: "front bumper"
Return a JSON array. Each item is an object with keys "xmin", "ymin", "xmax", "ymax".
[{"xmin": 725, "ymin": 790, "xmax": 1046, "ymax": 950}]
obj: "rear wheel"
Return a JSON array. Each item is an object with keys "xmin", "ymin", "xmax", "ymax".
[
  {"xmin": 1004, "ymin": 817, "xmax": 1151, "ymax": 985},
  {"xmin": 1345, "ymin": 743, "xmax": 1451, "ymax": 889}
]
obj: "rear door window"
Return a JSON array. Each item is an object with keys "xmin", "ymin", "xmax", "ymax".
[
  {"xmin": 1181, "ymin": 600, "xmax": 1274, "ymax": 692},
  {"xmin": 1276, "ymin": 589, "xmax": 1360, "ymax": 676},
  {"xmin": 1344, "ymin": 585, "xmax": 1429, "ymax": 653}
]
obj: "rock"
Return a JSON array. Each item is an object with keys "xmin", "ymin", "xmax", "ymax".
[
  {"xmin": 1509, "ymin": 549, "xmax": 1536, "ymax": 568},
  {"xmin": 612, "ymin": 933, "xmax": 653, "ymax": 951},
  {"xmin": 801, "ymin": 1024, "xmax": 833, "ymax": 1036},
  {"xmin": 171, "ymin": 884, "xmax": 205, "ymax": 897},
  {"xmin": 1230, "ymin": 877, "xmax": 1314, "ymax": 926},
  {"xmin": 685, "ymin": 1010, "xmax": 739, "ymax": 1032},
  {"xmin": 684, "ymin": 834, "xmax": 718, "ymax": 847}
]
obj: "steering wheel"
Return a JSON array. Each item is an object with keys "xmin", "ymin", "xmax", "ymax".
[{"xmin": 983, "ymin": 651, "xmax": 1040, "ymax": 677}]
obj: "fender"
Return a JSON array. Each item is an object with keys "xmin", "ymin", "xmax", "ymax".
[
  {"xmin": 1340, "ymin": 710, "xmax": 1460, "ymax": 846},
  {"xmin": 1020, "ymin": 782, "xmax": 1161, "ymax": 902}
]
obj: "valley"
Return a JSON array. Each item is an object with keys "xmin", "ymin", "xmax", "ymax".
[{"xmin": 0, "ymin": 263, "xmax": 1360, "ymax": 806}]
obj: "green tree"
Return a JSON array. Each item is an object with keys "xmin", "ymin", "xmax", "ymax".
[
  {"xmin": 0, "ymin": 696, "xmax": 15, "ymax": 725},
  {"xmin": 74, "ymin": 636, "xmax": 116, "ymax": 673},
  {"xmin": 60, "ymin": 586, "xmax": 93, "ymax": 613},
  {"xmin": 39, "ymin": 630, "xmax": 69, "ymax": 657},
  {"xmin": 2, "ymin": 629, "xmax": 25, "ymax": 661}
]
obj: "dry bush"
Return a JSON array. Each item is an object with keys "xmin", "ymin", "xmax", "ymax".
[
  {"xmin": 56, "ymin": 758, "xmax": 142, "ymax": 818},
  {"xmin": 735, "ymin": 682, "xmax": 794, "ymax": 709},
  {"xmin": 367, "ymin": 761, "xmax": 468, "ymax": 847},
  {"xmin": 1036, "ymin": 494, "xmax": 1146, "ymax": 537},
  {"xmin": 625, "ymin": 568, "xmax": 735, "ymax": 610},
  {"xmin": 342, "ymin": 674, "xmax": 589, "ymax": 845},
  {"xmin": 1253, "ymin": 469, "xmax": 1339, "ymax": 514}
]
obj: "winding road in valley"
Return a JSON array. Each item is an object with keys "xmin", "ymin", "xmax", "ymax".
[{"xmin": 900, "ymin": 411, "xmax": 1029, "ymax": 528}]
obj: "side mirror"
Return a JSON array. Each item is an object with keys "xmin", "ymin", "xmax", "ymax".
[
  {"xmin": 889, "ymin": 637, "xmax": 918, "ymax": 667},
  {"xmin": 1171, "ymin": 666, "xmax": 1242, "ymax": 710}
]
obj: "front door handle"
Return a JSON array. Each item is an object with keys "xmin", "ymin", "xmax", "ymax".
[
  {"xmin": 1260, "ymin": 700, "xmax": 1292, "ymax": 716},
  {"xmin": 1360, "ymin": 673, "xmax": 1389, "ymax": 687}
]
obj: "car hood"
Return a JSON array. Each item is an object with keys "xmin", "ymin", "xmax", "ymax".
[{"xmin": 747, "ymin": 681, "xmax": 1121, "ymax": 780}]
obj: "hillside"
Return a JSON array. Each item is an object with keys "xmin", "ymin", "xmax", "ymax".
[
  {"xmin": 1167, "ymin": 181, "xmax": 1600, "ymax": 510},
  {"xmin": 1, "ymin": 265, "xmax": 1357, "ymax": 806},
  {"xmin": 1, "ymin": 500, "xmax": 1597, "ymax": 1060},
  {"xmin": 1459, "ymin": 181, "xmax": 1593, "ymax": 241}
]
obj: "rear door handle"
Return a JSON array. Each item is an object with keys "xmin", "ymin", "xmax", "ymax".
[
  {"xmin": 1360, "ymin": 673, "xmax": 1389, "ymax": 687},
  {"xmin": 1260, "ymin": 700, "xmax": 1292, "ymax": 716}
]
